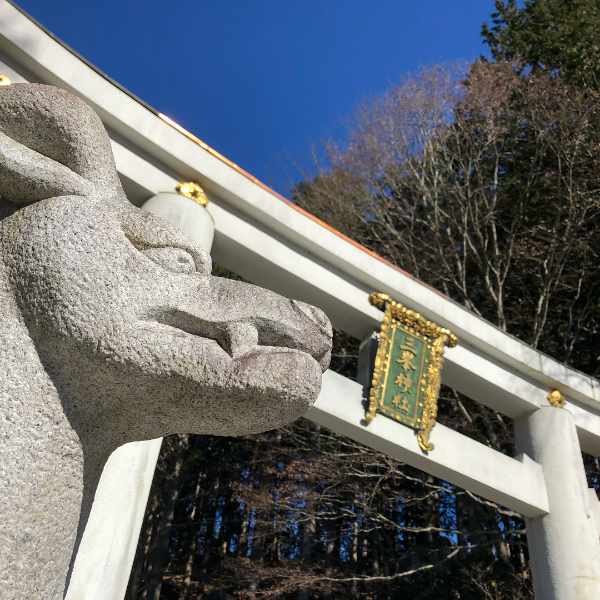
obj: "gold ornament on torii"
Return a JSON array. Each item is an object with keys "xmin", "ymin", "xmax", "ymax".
[{"xmin": 365, "ymin": 292, "xmax": 457, "ymax": 453}]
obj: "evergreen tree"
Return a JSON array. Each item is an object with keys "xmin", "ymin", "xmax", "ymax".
[{"xmin": 482, "ymin": 0, "xmax": 600, "ymax": 87}]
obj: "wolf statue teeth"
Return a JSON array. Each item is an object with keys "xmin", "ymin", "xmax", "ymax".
[{"xmin": 0, "ymin": 83, "xmax": 332, "ymax": 599}]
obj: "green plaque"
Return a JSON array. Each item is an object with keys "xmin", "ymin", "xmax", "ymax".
[{"xmin": 365, "ymin": 293, "xmax": 457, "ymax": 452}]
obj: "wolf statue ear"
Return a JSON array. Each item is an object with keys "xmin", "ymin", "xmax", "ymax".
[{"xmin": 0, "ymin": 83, "xmax": 123, "ymax": 205}]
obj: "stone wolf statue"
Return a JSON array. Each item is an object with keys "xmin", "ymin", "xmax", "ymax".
[{"xmin": 0, "ymin": 83, "xmax": 332, "ymax": 599}]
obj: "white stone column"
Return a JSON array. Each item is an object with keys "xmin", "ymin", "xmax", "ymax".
[
  {"xmin": 515, "ymin": 405, "xmax": 600, "ymax": 600},
  {"xmin": 64, "ymin": 440, "xmax": 163, "ymax": 600},
  {"xmin": 142, "ymin": 187, "xmax": 215, "ymax": 250},
  {"xmin": 66, "ymin": 185, "xmax": 215, "ymax": 600}
]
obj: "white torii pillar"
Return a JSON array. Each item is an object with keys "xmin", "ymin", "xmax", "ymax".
[
  {"xmin": 515, "ymin": 398, "xmax": 600, "ymax": 600},
  {"xmin": 65, "ymin": 184, "xmax": 215, "ymax": 600}
]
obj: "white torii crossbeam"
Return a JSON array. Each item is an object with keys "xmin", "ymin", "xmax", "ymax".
[{"xmin": 2, "ymin": 2, "xmax": 600, "ymax": 598}]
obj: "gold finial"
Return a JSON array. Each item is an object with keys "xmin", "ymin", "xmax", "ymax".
[
  {"xmin": 0, "ymin": 75, "xmax": 12, "ymax": 86},
  {"xmin": 175, "ymin": 181, "xmax": 208, "ymax": 207},
  {"xmin": 547, "ymin": 389, "xmax": 565, "ymax": 408}
]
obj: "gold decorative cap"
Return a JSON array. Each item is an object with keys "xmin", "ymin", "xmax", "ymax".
[
  {"xmin": 0, "ymin": 74, "xmax": 12, "ymax": 86},
  {"xmin": 547, "ymin": 389, "xmax": 565, "ymax": 408},
  {"xmin": 175, "ymin": 181, "xmax": 208, "ymax": 207}
]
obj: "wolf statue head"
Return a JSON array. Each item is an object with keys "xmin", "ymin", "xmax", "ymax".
[{"xmin": 0, "ymin": 83, "xmax": 332, "ymax": 598}]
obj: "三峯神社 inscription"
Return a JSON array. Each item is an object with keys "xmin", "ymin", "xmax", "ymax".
[{"xmin": 365, "ymin": 292, "xmax": 456, "ymax": 452}]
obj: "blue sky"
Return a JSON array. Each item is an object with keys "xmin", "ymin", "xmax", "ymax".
[{"xmin": 15, "ymin": 1, "xmax": 492, "ymax": 196}]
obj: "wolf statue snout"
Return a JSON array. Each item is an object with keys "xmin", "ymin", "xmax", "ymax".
[
  {"xmin": 186, "ymin": 278, "xmax": 332, "ymax": 369},
  {"xmin": 193, "ymin": 297, "xmax": 332, "ymax": 368},
  {"xmin": 0, "ymin": 82, "xmax": 332, "ymax": 598}
]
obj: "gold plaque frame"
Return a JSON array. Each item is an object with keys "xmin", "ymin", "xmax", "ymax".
[{"xmin": 365, "ymin": 292, "xmax": 457, "ymax": 452}]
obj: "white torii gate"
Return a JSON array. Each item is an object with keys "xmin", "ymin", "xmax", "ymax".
[{"xmin": 2, "ymin": 2, "xmax": 600, "ymax": 598}]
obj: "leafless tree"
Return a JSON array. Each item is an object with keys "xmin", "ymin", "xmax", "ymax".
[{"xmin": 296, "ymin": 62, "xmax": 600, "ymax": 371}]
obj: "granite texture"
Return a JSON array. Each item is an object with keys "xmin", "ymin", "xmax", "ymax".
[{"xmin": 0, "ymin": 84, "xmax": 332, "ymax": 599}]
